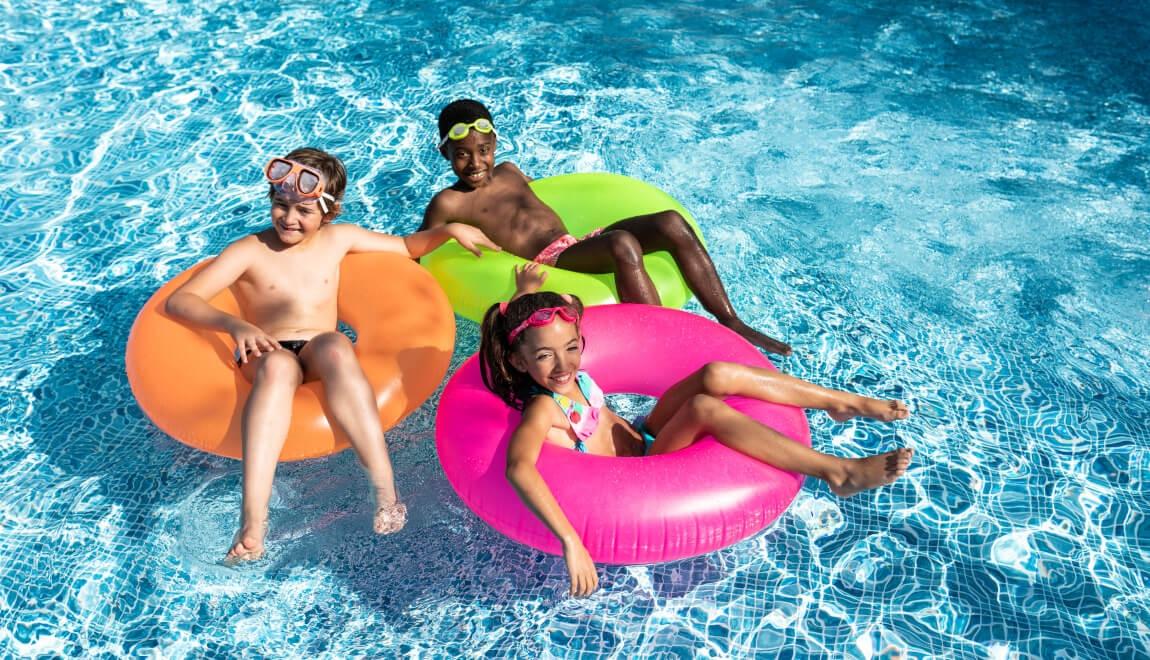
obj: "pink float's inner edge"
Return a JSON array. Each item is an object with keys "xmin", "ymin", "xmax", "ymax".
[{"xmin": 436, "ymin": 304, "xmax": 812, "ymax": 565}]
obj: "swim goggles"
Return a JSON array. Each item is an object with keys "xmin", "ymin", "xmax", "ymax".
[
  {"xmin": 507, "ymin": 306, "xmax": 579, "ymax": 344},
  {"xmin": 264, "ymin": 157, "xmax": 336, "ymax": 214},
  {"xmin": 438, "ymin": 118, "xmax": 496, "ymax": 149}
]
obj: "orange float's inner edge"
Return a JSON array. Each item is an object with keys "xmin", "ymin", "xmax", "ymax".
[{"xmin": 126, "ymin": 253, "xmax": 455, "ymax": 461}]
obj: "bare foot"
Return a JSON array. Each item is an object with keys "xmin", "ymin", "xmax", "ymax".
[
  {"xmin": 829, "ymin": 447, "xmax": 914, "ymax": 498},
  {"xmin": 722, "ymin": 319, "xmax": 792, "ymax": 356},
  {"xmin": 374, "ymin": 501, "xmax": 407, "ymax": 535},
  {"xmin": 828, "ymin": 397, "xmax": 909, "ymax": 423},
  {"xmin": 224, "ymin": 523, "xmax": 267, "ymax": 565}
]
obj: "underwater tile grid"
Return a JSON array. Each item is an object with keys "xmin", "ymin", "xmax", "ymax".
[{"xmin": 1, "ymin": 0, "xmax": 1148, "ymax": 657}]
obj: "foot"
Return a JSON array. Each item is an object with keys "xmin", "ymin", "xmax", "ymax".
[
  {"xmin": 828, "ymin": 397, "xmax": 910, "ymax": 423},
  {"xmin": 722, "ymin": 319, "xmax": 792, "ymax": 356},
  {"xmin": 224, "ymin": 522, "xmax": 267, "ymax": 565},
  {"xmin": 829, "ymin": 447, "xmax": 914, "ymax": 498},
  {"xmin": 374, "ymin": 501, "xmax": 408, "ymax": 535}
]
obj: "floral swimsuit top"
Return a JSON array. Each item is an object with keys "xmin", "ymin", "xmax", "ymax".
[{"xmin": 535, "ymin": 371, "xmax": 604, "ymax": 452}]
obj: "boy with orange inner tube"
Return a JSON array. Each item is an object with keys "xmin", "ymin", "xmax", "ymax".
[{"xmin": 165, "ymin": 147, "xmax": 498, "ymax": 563}]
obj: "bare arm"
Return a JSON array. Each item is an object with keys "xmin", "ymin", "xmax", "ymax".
[
  {"xmin": 164, "ymin": 240, "xmax": 280, "ymax": 363},
  {"xmin": 165, "ymin": 241, "xmax": 251, "ymax": 334},
  {"xmin": 511, "ymin": 263, "xmax": 547, "ymax": 301},
  {"xmin": 505, "ymin": 399, "xmax": 599, "ymax": 597}
]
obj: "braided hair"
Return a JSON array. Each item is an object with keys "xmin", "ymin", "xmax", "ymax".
[{"xmin": 479, "ymin": 291, "xmax": 584, "ymax": 410}]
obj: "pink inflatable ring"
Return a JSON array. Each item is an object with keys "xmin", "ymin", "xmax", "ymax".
[{"xmin": 436, "ymin": 304, "xmax": 812, "ymax": 565}]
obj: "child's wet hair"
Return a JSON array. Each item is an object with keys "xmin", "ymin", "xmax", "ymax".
[
  {"xmin": 438, "ymin": 99, "xmax": 493, "ymax": 141},
  {"xmin": 479, "ymin": 291, "xmax": 584, "ymax": 410},
  {"xmin": 268, "ymin": 147, "xmax": 347, "ymax": 210}
]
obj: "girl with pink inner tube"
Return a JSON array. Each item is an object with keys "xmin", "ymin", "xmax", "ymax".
[{"xmin": 478, "ymin": 264, "xmax": 915, "ymax": 597}]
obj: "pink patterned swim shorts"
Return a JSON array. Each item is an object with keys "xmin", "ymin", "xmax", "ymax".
[{"xmin": 532, "ymin": 228, "xmax": 603, "ymax": 266}]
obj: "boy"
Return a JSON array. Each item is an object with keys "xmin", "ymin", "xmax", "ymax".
[
  {"xmin": 166, "ymin": 147, "xmax": 497, "ymax": 563},
  {"xmin": 419, "ymin": 99, "xmax": 792, "ymax": 356}
]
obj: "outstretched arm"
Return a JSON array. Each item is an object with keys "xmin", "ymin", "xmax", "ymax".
[
  {"xmin": 339, "ymin": 223, "xmax": 501, "ymax": 259},
  {"xmin": 164, "ymin": 241, "xmax": 280, "ymax": 363},
  {"xmin": 505, "ymin": 400, "xmax": 599, "ymax": 597}
]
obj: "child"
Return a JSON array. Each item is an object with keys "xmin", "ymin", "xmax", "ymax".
[
  {"xmin": 479, "ymin": 263, "xmax": 913, "ymax": 597},
  {"xmin": 166, "ymin": 147, "xmax": 498, "ymax": 563},
  {"xmin": 420, "ymin": 98, "xmax": 793, "ymax": 356}
]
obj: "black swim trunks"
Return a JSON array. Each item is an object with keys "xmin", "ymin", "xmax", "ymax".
[{"xmin": 235, "ymin": 339, "xmax": 309, "ymax": 365}]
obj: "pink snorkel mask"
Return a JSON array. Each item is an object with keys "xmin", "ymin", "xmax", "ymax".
[
  {"xmin": 264, "ymin": 157, "xmax": 337, "ymax": 214},
  {"xmin": 505, "ymin": 305, "xmax": 580, "ymax": 344}
]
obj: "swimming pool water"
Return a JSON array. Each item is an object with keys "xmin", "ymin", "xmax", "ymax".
[{"xmin": 3, "ymin": 0, "xmax": 1149, "ymax": 657}]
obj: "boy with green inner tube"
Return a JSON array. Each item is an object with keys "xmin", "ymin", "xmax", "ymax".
[{"xmin": 419, "ymin": 99, "xmax": 792, "ymax": 356}]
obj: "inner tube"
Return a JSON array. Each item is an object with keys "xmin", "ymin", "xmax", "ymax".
[
  {"xmin": 435, "ymin": 304, "xmax": 811, "ymax": 565},
  {"xmin": 422, "ymin": 172, "xmax": 706, "ymax": 322},
  {"xmin": 126, "ymin": 253, "xmax": 455, "ymax": 461}
]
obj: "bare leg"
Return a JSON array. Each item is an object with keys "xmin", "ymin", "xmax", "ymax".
[
  {"xmin": 227, "ymin": 350, "xmax": 303, "ymax": 563},
  {"xmin": 562, "ymin": 211, "xmax": 791, "ymax": 355},
  {"xmin": 643, "ymin": 361, "xmax": 909, "ymax": 432},
  {"xmin": 649, "ymin": 394, "xmax": 913, "ymax": 497},
  {"xmin": 554, "ymin": 229, "xmax": 661, "ymax": 303},
  {"xmin": 299, "ymin": 333, "xmax": 406, "ymax": 534}
]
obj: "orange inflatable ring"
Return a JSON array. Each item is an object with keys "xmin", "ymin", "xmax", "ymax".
[{"xmin": 126, "ymin": 253, "xmax": 455, "ymax": 461}]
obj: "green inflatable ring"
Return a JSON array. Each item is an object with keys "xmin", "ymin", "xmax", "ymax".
[{"xmin": 422, "ymin": 172, "xmax": 704, "ymax": 322}]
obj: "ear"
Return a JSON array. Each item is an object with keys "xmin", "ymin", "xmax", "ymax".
[
  {"xmin": 508, "ymin": 351, "xmax": 526, "ymax": 372},
  {"xmin": 560, "ymin": 294, "xmax": 573, "ymax": 304},
  {"xmin": 323, "ymin": 200, "xmax": 341, "ymax": 224}
]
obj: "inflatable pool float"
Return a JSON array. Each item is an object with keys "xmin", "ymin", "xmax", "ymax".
[
  {"xmin": 422, "ymin": 172, "xmax": 706, "ymax": 322},
  {"xmin": 126, "ymin": 253, "xmax": 455, "ymax": 461},
  {"xmin": 435, "ymin": 304, "xmax": 811, "ymax": 565}
]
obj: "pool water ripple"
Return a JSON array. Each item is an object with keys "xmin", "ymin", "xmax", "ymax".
[{"xmin": 3, "ymin": 0, "xmax": 1149, "ymax": 657}]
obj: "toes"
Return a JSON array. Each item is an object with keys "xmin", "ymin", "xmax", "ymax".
[{"xmin": 374, "ymin": 502, "xmax": 408, "ymax": 535}]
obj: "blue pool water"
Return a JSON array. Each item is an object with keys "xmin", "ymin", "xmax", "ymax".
[{"xmin": 3, "ymin": 0, "xmax": 1149, "ymax": 656}]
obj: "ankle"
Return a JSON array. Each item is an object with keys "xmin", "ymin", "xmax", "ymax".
[{"xmin": 821, "ymin": 461, "xmax": 850, "ymax": 489}]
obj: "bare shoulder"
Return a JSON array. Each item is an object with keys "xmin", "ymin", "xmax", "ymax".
[
  {"xmin": 522, "ymin": 393, "xmax": 564, "ymax": 428},
  {"xmin": 496, "ymin": 161, "xmax": 531, "ymax": 182},
  {"xmin": 217, "ymin": 233, "xmax": 262, "ymax": 263},
  {"xmin": 421, "ymin": 187, "xmax": 464, "ymax": 228}
]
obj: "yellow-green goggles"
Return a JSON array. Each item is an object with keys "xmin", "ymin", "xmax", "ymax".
[{"xmin": 438, "ymin": 118, "xmax": 496, "ymax": 148}]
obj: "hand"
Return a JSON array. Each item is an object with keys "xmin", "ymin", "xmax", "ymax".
[
  {"xmin": 562, "ymin": 538, "xmax": 599, "ymax": 597},
  {"xmin": 228, "ymin": 321, "xmax": 281, "ymax": 364},
  {"xmin": 513, "ymin": 262, "xmax": 548, "ymax": 297},
  {"xmin": 447, "ymin": 224, "xmax": 501, "ymax": 257}
]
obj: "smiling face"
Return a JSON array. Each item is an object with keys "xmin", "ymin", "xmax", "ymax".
[
  {"xmin": 269, "ymin": 193, "xmax": 329, "ymax": 246},
  {"xmin": 509, "ymin": 317, "xmax": 583, "ymax": 396},
  {"xmin": 443, "ymin": 130, "xmax": 496, "ymax": 189}
]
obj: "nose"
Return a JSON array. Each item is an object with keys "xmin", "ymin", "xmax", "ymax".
[{"xmin": 555, "ymin": 350, "xmax": 574, "ymax": 372}]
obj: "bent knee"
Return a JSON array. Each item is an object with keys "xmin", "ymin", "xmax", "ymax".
[
  {"xmin": 698, "ymin": 361, "xmax": 740, "ymax": 397},
  {"xmin": 604, "ymin": 230, "xmax": 644, "ymax": 265},
  {"xmin": 307, "ymin": 332, "xmax": 356, "ymax": 365},
  {"xmin": 684, "ymin": 393, "xmax": 727, "ymax": 421},
  {"xmin": 653, "ymin": 210, "xmax": 696, "ymax": 241},
  {"xmin": 254, "ymin": 350, "xmax": 303, "ymax": 384}
]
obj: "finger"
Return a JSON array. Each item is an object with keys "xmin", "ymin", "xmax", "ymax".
[
  {"xmin": 483, "ymin": 239, "xmax": 501, "ymax": 251},
  {"xmin": 570, "ymin": 573, "xmax": 578, "ymax": 597},
  {"xmin": 239, "ymin": 340, "xmax": 251, "ymax": 364},
  {"xmin": 538, "ymin": 270, "xmax": 549, "ymax": 283}
]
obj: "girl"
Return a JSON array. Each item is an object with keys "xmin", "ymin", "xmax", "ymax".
[{"xmin": 479, "ymin": 265, "xmax": 913, "ymax": 597}]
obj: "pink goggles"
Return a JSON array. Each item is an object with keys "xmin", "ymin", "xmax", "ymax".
[{"xmin": 507, "ymin": 306, "xmax": 579, "ymax": 344}]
